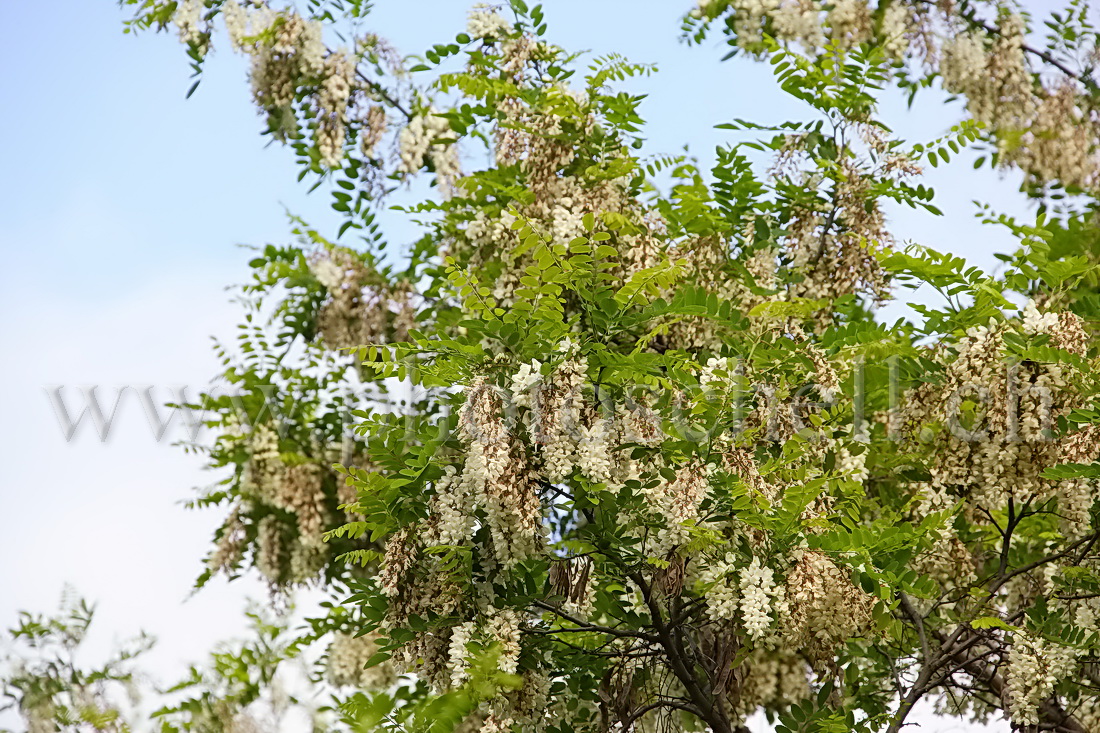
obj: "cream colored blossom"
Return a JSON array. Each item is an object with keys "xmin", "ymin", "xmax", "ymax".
[
  {"xmin": 467, "ymin": 4, "xmax": 512, "ymax": 40},
  {"xmin": 1005, "ymin": 631, "xmax": 1080, "ymax": 727}
]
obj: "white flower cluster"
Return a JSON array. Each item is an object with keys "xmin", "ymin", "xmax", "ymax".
[
  {"xmin": 494, "ymin": 96, "xmax": 575, "ymax": 171},
  {"xmin": 532, "ymin": 348, "xmax": 588, "ymax": 482},
  {"xmin": 287, "ymin": 540, "xmax": 325, "ymax": 583},
  {"xmin": 172, "ymin": 0, "xmax": 205, "ymax": 47},
  {"xmin": 225, "ymin": 3, "xmax": 348, "ymax": 153},
  {"xmin": 731, "ymin": 649, "xmax": 812, "ymax": 723},
  {"xmin": 828, "ymin": 0, "xmax": 871, "ymax": 51},
  {"xmin": 699, "ymin": 356, "xmax": 734, "ymax": 394},
  {"xmin": 549, "ymin": 196, "xmax": 586, "ymax": 247},
  {"xmin": 208, "ymin": 507, "xmax": 246, "ymax": 574},
  {"xmin": 699, "ymin": 552, "xmax": 739, "ymax": 621},
  {"xmin": 511, "ymin": 668, "xmax": 552, "ymax": 731},
  {"xmin": 1059, "ymin": 425, "xmax": 1100, "ymax": 539},
  {"xmin": 739, "ymin": 556, "xmax": 776, "ymax": 641},
  {"xmin": 465, "ymin": 208, "xmax": 517, "ymax": 249},
  {"xmin": 1011, "ymin": 83, "xmax": 1096, "ymax": 188},
  {"xmin": 222, "ymin": 0, "xmax": 249, "ymax": 50},
  {"xmin": 939, "ymin": 31, "xmax": 987, "ymax": 95},
  {"xmin": 792, "ymin": 163, "xmax": 892, "ymax": 307},
  {"xmin": 426, "ymin": 465, "xmax": 473, "ymax": 547},
  {"xmin": 980, "ymin": 15, "xmax": 1033, "ymax": 130},
  {"xmin": 1071, "ymin": 579, "xmax": 1100, "ymax": 631},
  {"xmin": 834, "ymin": 445, "xmax": 868, "ymax": 484},
  {"xmin": 772, "ymin": 0, "xmax": 825, "ymax": 53},
  {"xmin": 879, "ymin": 3, "xmax": 909, "ymax": 59},
  {"xmin": 727, "ymin": 245, "xmax": 785, "ymax": 323},
  {"xmin": 273, "ymin": 463, "xmax": 328, "ymax": 544},
  {"xmin": 244, "ymin": 423, "xmax": 283, "ymax": 501},
  {"xmin": 255, "ymin": 514, "xmax": 287, "ymax": 584},
  {"xmin": 727, "ymin": 0, "xmax": 779, "ymax": 49},
  {"xmin": 466, "ymin": 4, "xmax": 512, "ymax": 40},
  {"xmin": 515, "ymin": 351, "xmax": 661, "ymax": 496},
  {"xmin": 927, "ymin": 15, "xmax": 1099, "ymax": 187},
  {"xmin": 360, "ymin": 104, "xmax": 388, "ymax": 158},
  {"xmin": 486, "ymin": 608, "xmax": 522, "ymax": 676},
  {"xmin": 312, "ymin": 248, "xmax": 417, "ymax": 350},
  {"xmin": 1005, "ymin": 632, "xmax": 1080, "ymax": 727},
  {"xmin": 1075, "ymin": 696, "xmax": 1100, "ymax": 733},
  {"xmin": 575, "ymin": 418, "xmax": 614, "ymax": 485},
  {"xmin": 509, "ymin": 359, "xmax": 542, "ymax": 407},
  {"xmin": 309, "ymin": 253, "xmax": 347, "ymax": 291},
  {"xmin": 398, "ymin": 110, "xmax": 461, "ymax": 196},
  {"xmin": 254, "ymin": 513, "xmax": 327, "ymax": 587},
  {"xmin": 909, "ymin": 484, "xmax": 975, "ymax": 586},
  {"xmin": 215, "ymin": 3, "xmax": 406, "ymax": 174},
  {"xmin": 1022, "ymin": 299, "xmax": 1060, "ymax": 335},
  {"xmin": 447, "ymin": 620, "xmax": 476, "ymax": 687},
  {"xmin": 299, "ymin": 20, "xmax": 326, "ymax": 76},
  {"xmin": 317, "ymin": 52, "xmax": 355, "ymax": 168},
  {"xmin": 699, "ymin": 0, "xmax": 912, "ymax": 59},
  {"xmin": 905, "ymin": 306, "xmax": 1093, "ymax": 521},
  {"xmin": 698, "ymin": 554, "xmax": 781, "ymax": 644}
]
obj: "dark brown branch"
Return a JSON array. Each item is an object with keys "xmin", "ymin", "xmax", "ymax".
[
  {"xmin": 988, "ymin": 530, "xmax": 1100, "ymax": 596},
  {"xmin": 620, "ymin": 698, "xmax": 705, "ymax": 731},
  {"xmin": 532, "ymin": 599, "xmax": 661, "ymax": 644},
  {"xmin": 631, "ymin": 572, "xmax": 734, "ymax": 733},
  {"xmin": 930, "ymin": 625, "xmax": 1087, "ymax": 733},
  {"xmin": 533, "ymin": 633, "xmax": 656, "ymax": 659},
  {"xmin": 355, "ymin": 68, "xmax": 412, "ymax": 119},
  {"xmin": 899, "ymin": 592, "xmax": 931, "ymax": 667}
]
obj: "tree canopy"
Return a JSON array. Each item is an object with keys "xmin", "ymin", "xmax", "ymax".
[{"xmin": 9, "ymin": 1, "xmax": 1100, "ymax": 731}]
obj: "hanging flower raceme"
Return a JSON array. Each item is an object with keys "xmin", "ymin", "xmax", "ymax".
[
  {"xmin": 398, "ymin": 108, "xmax": 461, "ymax": 196},
  {"xmin": 459, "ymin": 378, "xmax": 543, "ymax": 568}
]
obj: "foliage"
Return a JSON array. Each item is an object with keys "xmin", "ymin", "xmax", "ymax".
[
  {"xmin": 0, "ymin": 591, "xmax": 151, "ymax": 733},
  {"xmin": 13, "ymin": 1, "xmax": 1100, "ymax": 732}
]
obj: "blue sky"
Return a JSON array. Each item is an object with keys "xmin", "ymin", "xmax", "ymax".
[{"xmin": 0, "ymin": 1, "xmax": 1032, "ymax": 730}]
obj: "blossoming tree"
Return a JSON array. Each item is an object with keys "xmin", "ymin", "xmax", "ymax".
[{"xmin": 26, "ymin": 0, "xmax": 1100, "ymax": 730}]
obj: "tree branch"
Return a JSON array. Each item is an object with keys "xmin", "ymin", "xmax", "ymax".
[{"xmin": 532, "ymin": 599, "xmax": 661, "ymax": 644}]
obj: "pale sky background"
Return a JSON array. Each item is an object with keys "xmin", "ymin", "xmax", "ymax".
[{"xmin": 0, "ymin": 0, "xmax": 1036, "ymax": 730}]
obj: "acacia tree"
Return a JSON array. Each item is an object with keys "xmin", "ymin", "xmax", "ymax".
[{"xmin": 88, "ymin": 0, "xmax": 1100, "ymax": 731}]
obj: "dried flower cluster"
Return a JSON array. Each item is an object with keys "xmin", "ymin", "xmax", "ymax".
[
  {"xmin": 781, "ymin": 549, "xmax": 876, "ymax": 663},
  {"xmin": 904, "ymin": 303, "xmax": 1096, "ymax": 531},
  {"xmin": 311, "ymin": 247, "xmax": 416, "ymax": 350},
  {"xmin": 168, "ymin": 0, "xmax": 408, "ymax": 170},
  {"xmin": 458, "ymin": 379, "xmax": 543, "ymax": 567}
]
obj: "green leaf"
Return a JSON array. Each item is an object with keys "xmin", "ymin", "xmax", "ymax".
[
  {"xmin": 970, "ymin": 616, "xmax": 1021, "ymax": 632},
  {"xmin": 1040, "ymin": 463, "xmax": 1100, "ymax": 480}
]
